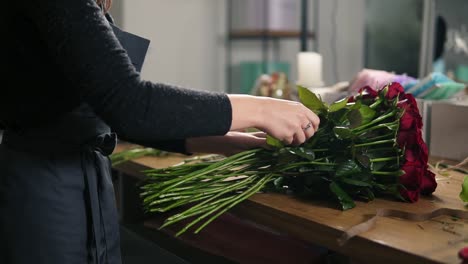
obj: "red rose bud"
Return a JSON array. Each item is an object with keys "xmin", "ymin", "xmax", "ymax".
[
  {"xmin": 459, "ymin": 247, "xmax": 468, "ymax": 261},
  {"xmin": 358, "ymin": 85, "xmax": 378, "ymax": 99},
  {"xmin": 420, "ymin": 168, "xmax": 437, "ymax": 195},
  {"xmin": 404, "ymin": 146, "xmax": 426, "ymax": 165},
  {"xmin": 398, "ymin": 95, "xmax": 423, "ymax": 130},
  {"xmin": 400, "ymin": 163, "xmax": 424, "ymax": 188},
  {"xmin": 420, "ymin": 140, "xmax": 429, "ymax": 161},
  {"xmin": 386, "ymin": 82, "xmax": 404, "ymax": 99},
  {"xmin": 398, "ymin": 130, "xmax": 420, "ymax": 147},
  {"xmin": 400, "ymin": 188, "xmax": 420, "ymax": 203}
]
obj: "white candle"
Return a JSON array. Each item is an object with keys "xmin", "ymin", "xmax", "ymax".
[{"xmin": 297, "ymin": 52, "xmax": 324, "ymax": 87}]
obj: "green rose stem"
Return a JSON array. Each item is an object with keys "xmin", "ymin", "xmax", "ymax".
[
  {"xmin": 371, "ymin": 170, "xmax": 404, "ymax": 176},
  {"xmin": 162, "ymin": 177, "xmax": 263, "ymax": 232},
  {"xmin": 159, "ymin": 176, "xmax": 257, "ymax": 222},
  {"xmin": 355, "ymin": 121, "xmax": 399, "ymax": 135},
  {"xmin": 360, "ymin": 132, "xmax": 397, "ymax": 142},
  {"xmin": 174, "ymin": 175, "xmax": 273, "ymax": 236},
  {"xmin": 193, "ymin": 175, "xmax": 274, "ymax": 235},
  {"xmin": 353, "ymin": 139, "xmax": 395, "ymax": 148},
  {"xmin": 162, "ymin": 196, "xmax": 235, "ymax": 224},
  {"xmin": 142, "ymin": 149, "xmax": 261, "ymax": 203},
  {"xmin": 111, "ymin": 148, "xmax": 167, "ymax": 166},
  {"xmin": 351, "ymin": 110, "xmax": 397, "ymax": 132},
  {"xmin": 370, "ymin": 157, "xmax": 400, "ymax": 163}
]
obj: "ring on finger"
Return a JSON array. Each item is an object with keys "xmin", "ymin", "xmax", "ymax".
[{"xmin": 303, "ymin": 122, "xmax": 313, "ymax": 130}]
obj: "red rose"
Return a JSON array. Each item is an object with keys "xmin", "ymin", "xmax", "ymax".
[
  {"xmin": 386, "ymin": 82, "xmax": 404, "ymax": 99},
  {"xmin": 404, "ymin": 146, "xmax": 424, "ymax": 165},
  {"xmin": 398, "ymin": 94, "xmax": 423, "ymax": 130},
  {"xmin": 400, "ymin": 162, "xmax": 423, "ymax": 188},
  {"xmin": 399, "ymin": 162, "xmax": 424, "ymax": 202},
  {"xmin": 358, "ymin": 85, "xmax": 378, "ymax": 99},
  {"xmin": 397, "ymin": 129, "xmax": 420, "ymax": 147},
  {"xmin": 420, "ymin": 167, "xmax": 437, "ymax": 195},
  {"xmin": 401, "ymin": 189, "xmax": 420, "ymax": 203},
  {"xmin": 419, "ymin": 139, "xmax": 429, "ymax": 160},
  {"xmin": 399, "ymin": 110, "xmax": 422, "ymax": 130}
]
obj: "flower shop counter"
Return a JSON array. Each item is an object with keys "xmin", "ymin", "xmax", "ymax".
[{"xmin": 112, "ymin": 143, "xmax": 467, "ymax": 264}]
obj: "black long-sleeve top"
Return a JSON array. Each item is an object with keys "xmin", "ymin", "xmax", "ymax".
[{"xmin": 1, "ymin": 0, "xmax": 232, "ymax": 152}]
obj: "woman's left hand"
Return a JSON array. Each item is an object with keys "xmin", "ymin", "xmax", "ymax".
[{"xmin": 186, "ymin": 131, "xmax": 267, "ymax": 156}]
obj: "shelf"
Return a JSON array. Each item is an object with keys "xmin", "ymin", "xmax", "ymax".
[{"xmin": 229, "ymin": 30, "xmax": 315, "ymax": 40}]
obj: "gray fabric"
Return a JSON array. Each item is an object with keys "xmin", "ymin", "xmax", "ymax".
[{"xmin": 0, "ymin": 106, "xmax": 121, "ymax": 264}]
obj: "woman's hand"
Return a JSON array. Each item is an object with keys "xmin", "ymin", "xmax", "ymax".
[
  {"xmin": 186, "ymin": 131, "xmax": 267, "ymax": 156},
  {"xmin": 228, "ymin": 95, "xmax": 320, "ymax": 146}
]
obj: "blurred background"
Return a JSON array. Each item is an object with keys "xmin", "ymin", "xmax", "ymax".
[{"xmin": 109, "ymin": 0, "xmax": 467, "ymax": 94}]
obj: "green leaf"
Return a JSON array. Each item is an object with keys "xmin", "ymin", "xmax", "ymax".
[
  {"xmin": 298, "ymin": 85, "xmax": 327, "ymax": 113},
  {"xmin": 347, "ymin": 109, "xmax": 362, "ymax": 128},
  {"xmin": 288, "ymin": 147, "xmax": 316, "ymax": 161},
  {"xmin": 329, "ymin": 182, "xmax": 356, "ymax": 210},
  {"xmin": 356, "ymin": 187, "xmax": 375, "ymax": 201},
  {"xmin": 460, "ymin": 176, "xmax": 468, "ymax": 202},
  {"xmin": 267, "ymin": 135, "xmax": 284, "ymax": 148},
  {"xmin": 359, "ymin": 105, "xmax": 377, "ymax": 124},
  {"xmin": 347, "ymin": 105, "xmax": 376, "ymax": 128},
  {"xmin": 333, "ymin": 127, "xmax": 354, "ymax": 140},
  {"xmin": 329, "ymin": 108, "xmax": 350, "ymax": 125},
  {"xmin": 329, "ymin": 97, "xmax": 348, "ymax": 112},
  {"xmin": 370, "ymin": 160, "xmax": 387, "ymax": 171},
  {"xmin": 341, "ymin": 178, "xmax": 372, "ymax": 187},
  {"xmin": 355, "ymin": 154, "xmax": 371, "ymax": 169},
  {"xmin": 336, "ymin": 160, "xmax": 362, "ymax": 178},
  {"xmin": 348, "ymin": 100, "xmax": 362, "ymax": 110}
]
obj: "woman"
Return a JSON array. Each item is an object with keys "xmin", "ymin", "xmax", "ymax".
[{"xmin": 0, "ymin": 0, "xmax": 319, "ymax": 263}]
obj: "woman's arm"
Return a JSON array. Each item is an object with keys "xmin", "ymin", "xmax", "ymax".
[
  {"xmin": 22, "ymin": 0, "xmax": 231, "ymax": 142},
  {"xmin": 21, "ymin": 0, "xmax": 319, "ymax": 147},
  {"xmin": 186, "ymin": 132, "xmax": 268, "ymax": 156}
]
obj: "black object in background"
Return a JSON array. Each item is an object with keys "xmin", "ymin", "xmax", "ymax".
[{"xmin": 111, "ymin": 24, "xmax": 150, "ymax": 73}]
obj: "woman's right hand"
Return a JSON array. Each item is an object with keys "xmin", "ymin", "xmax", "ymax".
[{"xmin": 228, "ymin": 95, "xmax": 320, "ymax": 146}]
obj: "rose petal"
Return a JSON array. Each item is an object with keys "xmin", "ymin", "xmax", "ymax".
[
  {"xmin": 420, "ymin": 168, "xmax": 437, "ymax": 195},
  {"xmin": 386, "ymin": 82, "xmax": 404, "ymax": 99},
  {"xmin": 358, "ymin": 85, "xmax": 378, "ymax": 99},
  {"xmin": 400, "ymin": 189, "xmax": 420, "ymax": 202}
]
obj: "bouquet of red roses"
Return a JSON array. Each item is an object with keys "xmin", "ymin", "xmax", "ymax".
[{"xmin": 140, "ymin": 83, "xmax": 437, "ymax": 236}]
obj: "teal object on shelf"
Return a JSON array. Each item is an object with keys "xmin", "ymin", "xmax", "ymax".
[
  {"xmin": 419, "ymin": 82, "xmax": 466, "ymax": 100},
  {"xmin": 406, "ymin": 72, "xmax": 453, "ymax": 97},
  {"xmin": 456, "ymin": 65, "xmax": 468, "ymax": 83},
  {"xmin": 238, "ymin": 62, "xmax": 290, "ymax": 94}
]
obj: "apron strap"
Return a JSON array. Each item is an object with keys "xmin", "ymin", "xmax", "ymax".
[{"xmin": 81, "ymin": 132, "xmax": 119, "ymax": 264}]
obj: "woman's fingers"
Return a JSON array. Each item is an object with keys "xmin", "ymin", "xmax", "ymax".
[
  {"xmin": 292, "ymin": 129, "xmax": 306, "ymax": 146},
  {"xmin": 303, "ymin": 120, "xmax": 316, "ymax": 139},
  {"xmin": 304, "ymin": 106, "xmax": 320, "ymax": 132},
  {"xmin": 249, "ymin": 131, "xmax": 267, "ymax": 138},
  {"xmin": 229, "ymin": 96, "xmax": 322, "ymax": 146}
]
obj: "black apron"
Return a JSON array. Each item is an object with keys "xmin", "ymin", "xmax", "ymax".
[
  {"xmin": 0, "ymin": 20, "xmax": 149, "ymax": 263},
  {"xmin": 0, "ymin": 105, "xmax": 121, "ymax": 264}
]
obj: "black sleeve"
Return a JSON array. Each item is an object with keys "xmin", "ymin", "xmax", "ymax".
[{"xmin": 21, "ymin": 0, "xmax": 232, "ymax": 145}]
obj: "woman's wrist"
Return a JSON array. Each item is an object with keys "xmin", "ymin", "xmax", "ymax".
[{"xmin": 228, "ymin": 94, "xmax": 266, "ymax": 131}]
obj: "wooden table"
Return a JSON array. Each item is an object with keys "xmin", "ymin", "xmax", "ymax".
[{"xmin": 113, "ymin": 144, "xmax": 468, "ymax": 264}]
